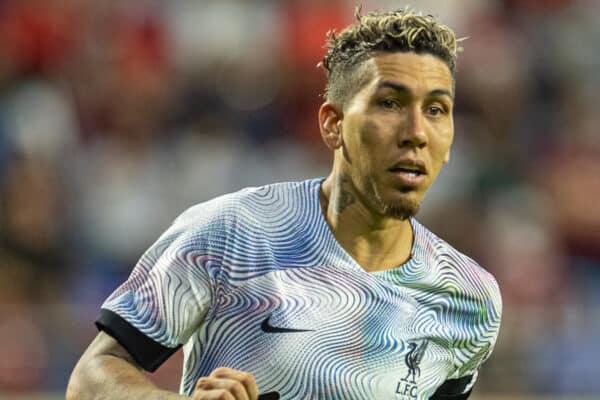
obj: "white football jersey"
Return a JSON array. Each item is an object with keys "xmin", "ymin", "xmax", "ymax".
[{"xmin": 97, "ymin": 179, "xmax": 502, "ymax": 400}]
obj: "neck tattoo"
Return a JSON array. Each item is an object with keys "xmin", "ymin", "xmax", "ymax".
[{"xmin": 334, "ymin": 176, "xmax": 356, "ymax": 215}]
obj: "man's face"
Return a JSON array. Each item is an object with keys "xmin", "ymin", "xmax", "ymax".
[{"xmin": 337, "ymin": 52, "xmax": 454, "ymax": 219}]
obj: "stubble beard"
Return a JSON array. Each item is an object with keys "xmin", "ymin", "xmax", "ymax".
[{"xmin": 366, "ymin": 179, "xmax": 420, "ymax": 220}]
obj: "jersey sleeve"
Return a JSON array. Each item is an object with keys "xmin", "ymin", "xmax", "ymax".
[
  {"xmin": 96, "ymin": 210, "xmax": 215, "ymax": 372},
  {"xmin": 436, "ymin": 272, "xmax": 503, "ymax": 398},
  {"xmin": 430, "ymin": 374, "xmax": 476, "ymax": 399}
]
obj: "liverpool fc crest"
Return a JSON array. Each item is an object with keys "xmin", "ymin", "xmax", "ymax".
[{"xmin": 396, "ymin": 340, "xmax": 429, "ymax": 398}]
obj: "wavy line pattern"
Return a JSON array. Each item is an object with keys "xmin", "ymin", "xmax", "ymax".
[{"xmin": 101, "ymin": 179, "xmax": 502, "ymax": 399}]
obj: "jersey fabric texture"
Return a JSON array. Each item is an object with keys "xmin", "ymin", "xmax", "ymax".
[{"xmin": 96, "ymin": 178, "xmax": 502, "ymax": 400}]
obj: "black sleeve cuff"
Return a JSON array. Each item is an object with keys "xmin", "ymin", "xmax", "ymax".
[
  {"xmin": 95, "ymin": 308, "xmax": 181, "ymax": 372},
  {"xmin": 430, "ymin": 375, "xmax": 473, "ymax": 400}
]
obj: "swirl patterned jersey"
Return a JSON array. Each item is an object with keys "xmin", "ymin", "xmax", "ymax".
[{"xmin": 96, "ymin": 178, "xmax": 502, "ymax": 400}]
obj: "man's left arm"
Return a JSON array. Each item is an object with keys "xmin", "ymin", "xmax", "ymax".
[
  {"xmin": 430, "ymin": 374, "xmax": 476, "ymax": 400},
  {"xmin": 432, "ymin": 271, "xmax": 503, "ymax": 399}
]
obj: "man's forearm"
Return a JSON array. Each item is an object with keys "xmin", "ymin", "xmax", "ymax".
[{"xmin": 67, "ymin": 352, "xmax": 188, "ymax": 400}]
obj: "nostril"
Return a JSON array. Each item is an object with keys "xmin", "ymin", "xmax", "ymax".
[{"xmin": 399, "ymin": 138, "xmax": 426, "ymax": 148}]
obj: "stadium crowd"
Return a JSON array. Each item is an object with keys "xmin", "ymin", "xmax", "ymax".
[{"xmin": 0, "ymin": 0, "xmax": 598, "ymax": 397}]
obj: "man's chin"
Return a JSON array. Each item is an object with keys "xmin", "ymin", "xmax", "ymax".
[
  {"xmin": 366, "ymin": 181, "xmax": 422, "ymax": 219},
  {"xmin": 375, "ymin": 191, "xmax": 421, "ymax": 220},
  {"xmin": 382, "ymin": 199, "xmax": 420, "ymax": 220}
]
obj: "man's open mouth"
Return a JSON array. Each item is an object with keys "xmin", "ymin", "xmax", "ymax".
[
  {"xmin": 388, "ymin": 160, "xmax": 427, "ymax": 185},
  {"xmin": 389, "ymin": 166, "xmax": 426, "ymax": 177}
]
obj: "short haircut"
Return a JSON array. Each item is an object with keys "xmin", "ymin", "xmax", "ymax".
[{"xmin": 321, "ymin": 8, "xmax": 460, "ymax": 107}]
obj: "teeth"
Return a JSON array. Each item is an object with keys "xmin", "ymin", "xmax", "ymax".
[
  {"xmin": 397, "ymin": 170, "xmax": 418, "ymax": 177},
  {"xmin": 396, "ymin": 168, "xmax": 419, "ymax": 174}
]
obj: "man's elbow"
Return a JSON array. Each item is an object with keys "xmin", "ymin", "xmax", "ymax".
[
  {"xmin": 66, "ymin": 379, "xmax": 81, "ymax": 400},
  {"xmin": 66, "ymin": 359, "xmax": 90, "ymax": 400}
]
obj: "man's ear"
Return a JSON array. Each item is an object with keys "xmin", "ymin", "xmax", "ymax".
[{"xmin": 318, "ymin": 102, "xmax": 343, "ymax": 150}]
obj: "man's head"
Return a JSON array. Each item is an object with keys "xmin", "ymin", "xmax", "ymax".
[
  {"xmin": 319, "ymin": 9, "xmax": 459, "ymax": 220},
  {"xmin": 322, "ymin": 8, "xmax": 460, "ymax": 109}
]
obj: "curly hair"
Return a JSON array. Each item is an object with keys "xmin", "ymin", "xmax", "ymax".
[{"xmin": 321, "ymin": 7, "xmax": 461, "ymax": 107}]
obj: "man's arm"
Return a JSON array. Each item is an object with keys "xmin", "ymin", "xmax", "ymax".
[
  {"xmin": 67, "ymin": 332, "xmax": 260, "ymax": 400},
  {"xmin": 66, "ymin": 331, "xmax": 187, "ymax": 400}
]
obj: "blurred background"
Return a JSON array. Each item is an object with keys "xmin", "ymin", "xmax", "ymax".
[{"xmin": 0, "ymin": 0, "xmax": 598, "ymax": 399}]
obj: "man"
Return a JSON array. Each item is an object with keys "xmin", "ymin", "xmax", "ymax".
[{"xmin": 67, "ymin": 8, "xmax": 501, "ymax": 400}]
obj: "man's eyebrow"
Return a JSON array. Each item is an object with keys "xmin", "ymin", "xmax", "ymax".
[
  {"xmin": 429, "ymin": 88, "xmax": 454, "ymax": 100},
  {"xmin": 377, "ymin": 81, "xmax": 454, "ymax": 100}
]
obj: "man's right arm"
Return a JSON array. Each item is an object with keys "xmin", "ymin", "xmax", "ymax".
[
  {"xmin": 66, "ymin": 331, "xmax": 188, "ymax": 400},
  {"xmin": 67, "ymin": 332, "xmax": 260, "ymax": 400}
]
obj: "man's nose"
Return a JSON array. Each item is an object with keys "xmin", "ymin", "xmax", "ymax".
[{"xmin": 398, "ymin": 107, "xmax": 427, "ymax": 148}]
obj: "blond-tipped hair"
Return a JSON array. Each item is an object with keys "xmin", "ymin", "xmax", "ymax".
[{"xmin": 322, "ymin": 7, "xmax": 461, "ymax": 106}]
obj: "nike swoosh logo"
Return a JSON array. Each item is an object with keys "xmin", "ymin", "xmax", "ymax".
[{"xmin": 260, "ymin": 314, "xmax": 314, "ymax": 333}]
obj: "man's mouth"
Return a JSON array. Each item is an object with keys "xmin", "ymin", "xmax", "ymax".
[
  {"xmin": 389, "ymin": 166, "xmax": 426, "ymax": 177},
  {"xmin": 389, "ymin": 160, "xmax": 427, "ymax": 174},
  {"xmin": 388, "ymin": 161, "xmax": 427, "ymax": 185}
]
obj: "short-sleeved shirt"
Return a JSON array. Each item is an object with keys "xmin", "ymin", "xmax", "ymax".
[{"xmin": 96, "ymin": 178, "xmax": 502, "ymax": 400}]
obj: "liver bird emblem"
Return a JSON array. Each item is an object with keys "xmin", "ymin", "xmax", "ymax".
[{"xmin": 404, "ymin": 340, "xmax": 428, "ymax": 384}]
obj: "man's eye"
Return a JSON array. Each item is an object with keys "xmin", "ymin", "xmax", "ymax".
[
  {"xmin": 381, "ymin": 99, "xmax": 400, "ymax": 109},
  {"xmin": 427, "ymin": 105, "xmax": 446, "ymax": 116}
]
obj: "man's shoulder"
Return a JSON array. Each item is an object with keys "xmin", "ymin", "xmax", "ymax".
[
  {"xmin": 144, "ymin": 179, "xmax": 321, "ymax": 281},
  {"xmin": 413, "ymin": 220, "xmax": 502, "ymax": 312},
  {"xmin": 173, "ymin": 179, "xmax": 318, "ymax": 232}
]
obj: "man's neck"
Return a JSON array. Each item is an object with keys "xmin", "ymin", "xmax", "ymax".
[{"xmin": 320, "ymin": 174, "xmax": 414, "ymax": 273}]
